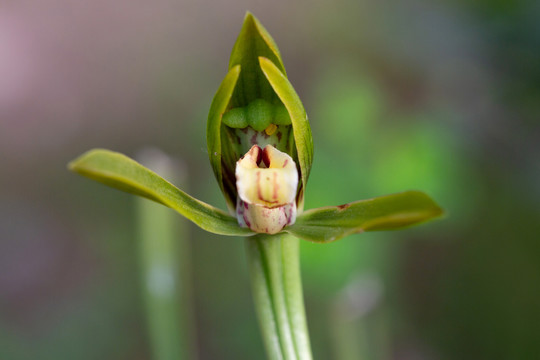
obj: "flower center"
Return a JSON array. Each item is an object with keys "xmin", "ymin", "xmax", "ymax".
[{"xmin": 235, "ymin": 145, "xmax": 298, "ymax": 234}]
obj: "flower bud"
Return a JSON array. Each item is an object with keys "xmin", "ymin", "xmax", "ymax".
[{"xmin": 207, "ymin": 12, "xmax": 313, "ymax": 218}]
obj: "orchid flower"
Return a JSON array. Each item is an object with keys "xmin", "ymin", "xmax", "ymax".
[{"xmin": 69, "ymin": 12, "xmax": 443, "ymax": 360}]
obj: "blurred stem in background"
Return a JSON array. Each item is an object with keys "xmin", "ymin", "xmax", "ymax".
[
  {"xmin": 329, "ymin": 273, "xmax": 390, "ymax": 360},
  {"xmin": 136, "ymin": 149, "xmax": 197, "ymax": 360}
]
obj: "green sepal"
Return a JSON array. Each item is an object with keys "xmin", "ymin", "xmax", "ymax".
[
  {"xmin": 228, "ymin": 12, "xmax": 286, "ymax": 107},
  {"xmin": 207, "ymin": 65, "xmax": 241, "ymax": 212},
  {"xmin": 259, "ymin": 57, "xmax": 314, "ymax": 202},
  {"xmin": 286, "ymin": 191, "xmax": 444, "ymax": 243},
  {"xmin": 68, "ymin": 149, "xmax": 254, "ymax": 236}
]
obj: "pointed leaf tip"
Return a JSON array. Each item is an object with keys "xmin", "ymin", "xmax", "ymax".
[
  {"xmin": 243, "ymin": 11, "xmax": 255, "ymax": 24},
  {"xmin": 286, "ymin": 191, "xmax": 444, "ymax": 243},
  {"xmin": 69, "ymin": 149, "xmax": 254, "ymax": 237}
]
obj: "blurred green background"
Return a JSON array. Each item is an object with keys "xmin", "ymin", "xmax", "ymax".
[{"xmin": 1, "ymin": 0, "xmax": 539, "ymax": 359}]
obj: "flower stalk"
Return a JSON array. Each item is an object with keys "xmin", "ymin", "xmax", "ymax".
[{"xmin": 246, "ymin": 234, "xmax": 312, "ymax": 360}]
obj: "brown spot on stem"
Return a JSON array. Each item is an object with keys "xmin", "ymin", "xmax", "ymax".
[{"xmin": 337, "ymin": 203, "xmax": 350, "ymax": 211}]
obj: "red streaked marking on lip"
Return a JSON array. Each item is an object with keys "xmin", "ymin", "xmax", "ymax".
[
  {"xmin": 262, "ymin": 147, "xmax": 271, "ymax": 167},
  {"xmin": 255, "ymin": 170, "xmax": 279, "ymax": 204},
  {"xmin": 282, "ymin": 159, "xmax": 288, "ymax": 168},
  {"xmin": 243, "ymin": 214, "xmax": 251, "ymax": 228},
  {"xmin": 256, "ymin": 171, "xmax": 263, "ymax": 201},
  {"xmin": 255, "ymin": 146, "xmax": 262, "ymax": 165}
]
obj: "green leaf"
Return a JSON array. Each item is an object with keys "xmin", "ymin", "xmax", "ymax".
[
  {"xmin": 286, "ymin": 191, "xmax": 444, "ymax": 243},
  {"xmin": 207, "ymin": 65, "xmax": 241, "ymax": 212},
  {"xmin": 228, "ymin": 12, "xmax": 286, "ymax": 107},
  {"xmin": 68, "ymin": 149, "xmax": 253, "ymax": 237},
  {"xmin": 259, "ymin": 57, "xmax": 314, "ymax": 200}
]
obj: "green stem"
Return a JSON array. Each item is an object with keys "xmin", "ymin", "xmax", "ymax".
[{"xmin": 246, "ymin": 233, "xmax": 313, "ymax": 360}]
